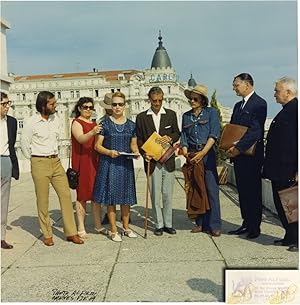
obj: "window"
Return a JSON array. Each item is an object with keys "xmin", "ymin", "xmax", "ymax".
[
  {"xmin": 111, "ymin": 89, "xmax": 115, "ymax": 93},
  {"xmin": 71, "ymin": 91, "xmax": 74, "ymax": 98},
  {"xmin": 76, "ymin": 91, "xmax": 80, "ymax": 98},
  {"xmin": 57, "ymin": 91, "xmax": 61, "ymax": 99},
  {"xmin": 118, "ymin": 74, "xmax": 125, "ymax": 80},
  {"xmin": 95, "ymin": 89, "xmax": 99, "ymax": 97},
  {"xmin": 168, "ymin": 86, "xmax": 171, "ymax": 94},
  {"xmin": 22, "ymin": 93, "xmax": 26, "ymax": 101},
  {"xmin": 18, "ymin": 120, "xmax": 24, "ymax": 129}
]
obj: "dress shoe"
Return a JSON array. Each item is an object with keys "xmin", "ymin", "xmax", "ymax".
[
  {"xmin": 287, "ymin": 245, "xmax": 298, "ymax": 252},
  {"xmin": 1, "ymin": 240, "xmax": 13, "ymax": 249},
  {"xmin": 154, "ymin": 228, "xmax": 164, "ymax": 236},
  {"xmin": 273, "ymin": 239, "xmax": 290, "ymax": 246},
  {"xmin": 43, "ymin": 237, "xmax": 54, "ymax": 246},
  {"xmin": 228, "ymin": 227, "xmax": 248, "ymax": 235},
  {"xmin": 191, "ymin": 225, "xmax": 202, "ymax": 233},
  {"xmin": 163, "ymin": 227, "xmax": 176, "ymax": 234},
  {"xmin": 246, "ymin": 232, "xmax": 260, "ymax": 239},
  {"xmin": 211, "ymin": 230, "xmax": 221, "ymax": 237},
  {"xmin": 66, "ymin": 235, "xmax": 84, "ymax": 244}
]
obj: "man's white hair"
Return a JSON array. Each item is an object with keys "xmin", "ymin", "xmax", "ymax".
[{"xmin": 276, "ymin": 76, "xmax": 298, "ymax": 95}]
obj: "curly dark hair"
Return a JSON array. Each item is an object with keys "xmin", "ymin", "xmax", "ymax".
[{"xmin": 71, "ymin": 97, "xmax": 94, "ymax": 118}]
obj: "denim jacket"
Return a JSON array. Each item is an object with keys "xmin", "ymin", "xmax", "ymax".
[{"xmin": 180, "ymin": 107, "xmax": 220, "ymax": 149}]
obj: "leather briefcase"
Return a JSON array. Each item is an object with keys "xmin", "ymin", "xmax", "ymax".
[
  {"xmin": 219, "ymin": 123, "xmax": 256, "ymax": 156},
  {"xmin": 278, "ymin": 185, "xmax": 298, "ymax": 224}
]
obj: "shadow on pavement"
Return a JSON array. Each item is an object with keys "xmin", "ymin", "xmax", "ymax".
[
  {"xmin": 187, "ymin": 278, "xmax": 223, "ymax": 302},
  {"xmin": 10, "ymin": 209, "xmax": 67, "ymax": 241}
]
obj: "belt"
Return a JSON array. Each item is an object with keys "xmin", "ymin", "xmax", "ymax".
[
  {"xmin": 188, "ymin": 144, "xmax": 204, "ymax": 151},
  {"xmin": 31, "ymin": 155, "xmax": 58, "ymax": 159}
]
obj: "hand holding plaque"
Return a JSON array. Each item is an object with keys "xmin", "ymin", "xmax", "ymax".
[{"xmin": 141, "ymin": 132, "xmax": 175, "ymax": 164}]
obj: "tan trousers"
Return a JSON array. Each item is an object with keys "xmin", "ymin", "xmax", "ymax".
[{"xmin": 31, "ymin": 157, "xmax": 77, "ymax": 238}]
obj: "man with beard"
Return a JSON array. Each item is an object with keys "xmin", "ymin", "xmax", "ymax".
[{"xmin": 21, "ymin": 91, "xmax": 83, "ymax": 246}]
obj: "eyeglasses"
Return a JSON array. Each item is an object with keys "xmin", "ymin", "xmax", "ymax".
[
  {"xmin": 112, "ymin": 103, "xmax": 125, "ymax": 107},
  {"xmin": 81, "ymin": 105, "xmax": 94, "ymax": 110},
  {"xmin": 190, "ymin": 97, "xmax": 200, "ymax": 102},
  {"xmin": 0, "ymin": 101, "xmax": 12, "ymax": 107}
]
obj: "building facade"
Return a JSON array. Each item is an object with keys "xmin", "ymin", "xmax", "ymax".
[{"xmin": 8, "ymin": 32, "xmax": 232, "ymax": 172}]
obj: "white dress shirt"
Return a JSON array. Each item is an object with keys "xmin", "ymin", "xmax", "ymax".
[
  {"xmin": 0, "ymin": 116, "xmax": 9, "ymax": 156},
  {"xmin": 21, "ymin": 112, "xmax": 61, "ymax": 159},
  {"xmin": 146, "ymin": 107, "xmax": 166, "ymax": 133},
  {"xmin": 241, "ymin": 91, "xmax": 254, "ymax": 109}
]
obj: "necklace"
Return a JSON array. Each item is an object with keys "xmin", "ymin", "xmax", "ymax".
[{"xmin": 111, "ymin": 117, "xmax": 126, "ymax": 133}]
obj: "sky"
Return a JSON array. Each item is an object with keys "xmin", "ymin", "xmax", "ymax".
[{"xmin": 1, "ymin": 0, "xmax": 298, "ymax": 118}]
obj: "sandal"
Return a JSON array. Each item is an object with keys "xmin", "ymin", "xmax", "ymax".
[
  {"xmin": 110, "ymin": 231, "xmax": 122, "ymax": 242},
  {"xmin": 94, "ymin": 227, "xmax": 108, "ymax": 236},
  {"xmin": 123, "ymin": 228, "xmax": 137, "ymax": 238},
  {"xmin": 77, "ymin": 230, "xmax": 88, "ymax": 239}
]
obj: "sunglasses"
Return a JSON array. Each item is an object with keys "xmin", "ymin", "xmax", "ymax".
[
  {"xmin": 0, "ymin": 101, "xmax": 12, "ymax": 107},
  {"xmin": 112, "ymin": 103, "xmax": 125, "ymax": 107},
  {"xmin": 190, "ymin": 97, "xmax": 200, "ymax": 102},
  {"xmin": 81, "ymin": 105, "xmax": 94, "ymax": 110}
]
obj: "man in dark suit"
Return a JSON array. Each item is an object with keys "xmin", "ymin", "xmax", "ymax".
[
  {"xmin": 136, "ymin": 86, "xmax": 180, "ymax": 236},
  {"xmin": 227, "ymin": 73, "xmax": 267, "ymax": 239},
  {"xmin": 263, "ymin": 77, "xmax": 298, "ymax": 252},
  {"xmin": 1, "ymin": 92, "xmax": 19, "ymax": 249}
]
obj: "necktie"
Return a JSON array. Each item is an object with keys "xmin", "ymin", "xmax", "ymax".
[{"xmin": 240, "ymin": 98, "xmax": 246, "ymax": 110}]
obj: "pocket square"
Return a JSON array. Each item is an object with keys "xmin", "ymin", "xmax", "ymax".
[{"xmin": 165, "ymin": 125, "xmax": 171, "ymax": 129}]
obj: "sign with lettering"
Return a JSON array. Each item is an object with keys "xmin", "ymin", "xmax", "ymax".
[{"xmin": 149, "ymin": 73, "xmax": 176, "ymax": 83}]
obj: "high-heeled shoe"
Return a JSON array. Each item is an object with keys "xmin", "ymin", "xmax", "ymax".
[
  {"xmin": 123, "ymin": 228, "xmax": 137, "ymax": 238},
  {"xmin": 109, "ymin": 231, "xmax": 122, "ymax": 242},
  {"xmin": 77, "ymin": 230, "xmax": 88, "ymax": 239}
]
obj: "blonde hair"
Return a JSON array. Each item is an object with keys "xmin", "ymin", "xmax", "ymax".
[{"xmin": 112, "ymin": 91, "xmax": 125, "ymax": 101}]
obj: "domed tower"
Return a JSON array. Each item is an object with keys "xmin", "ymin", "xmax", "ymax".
[
  {"xmin": 151, "ymin": 31, "xmax": 172, "ymax": 69},
  {"xmin": 188, "ymin": 73, "xmax": 197, "ymax": 88}
]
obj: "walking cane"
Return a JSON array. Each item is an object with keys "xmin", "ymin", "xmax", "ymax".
[{"xmin": 144, "ymin": 161, "xmax": 151, "ymax": 239}]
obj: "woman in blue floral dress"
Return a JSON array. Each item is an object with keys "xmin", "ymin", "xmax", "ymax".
[{"xmin": 93, "ymin": 91, "xmax": 140, "ymax": 242}]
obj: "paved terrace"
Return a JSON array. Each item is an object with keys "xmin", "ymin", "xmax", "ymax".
[{"xmin": 1, "ymin": 168, "xmax": 298, "ymax": 302}]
